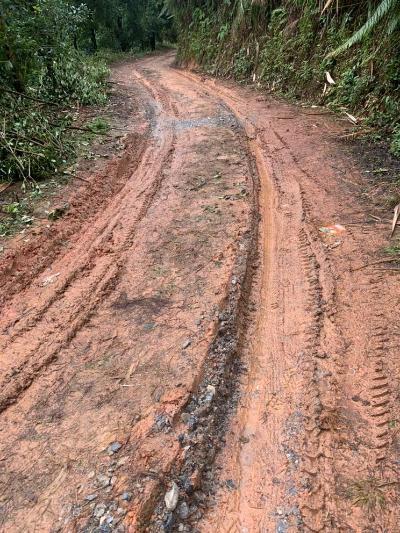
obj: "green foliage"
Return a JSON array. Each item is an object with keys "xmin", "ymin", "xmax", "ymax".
[
  {"xmin": 232, "ymin": 48, "xmax": 252, "ymax": 78},
  {"xmin": 93, "ymin": 48, "xmax": 141, "ymax": 65},
  {"xmin": 0, "ymin": 94, "xmax": 74, "ymax": 184},
  {"xmin": 385, "ymin": 243, "xmax": 400, "ymax": 255},
  {"xmin": 328, "ymin": 0, "xmax": 400, "ymax": 58},
  {"xmin": 0, "ymin": 0, "xmax": 175, "ymax": 185},
  {"xmin": 391, "ymin": 126, "xmax": 400, "ymax": 157},
  {"xmin": 83, "ymin": 0, "xmax": 175, "ymax": 52},
  {"xmin": 43, "ymin": 53, "xmax": 109, "ymax": 105},
  {"xmin": 0, "ymin": 0, "xmax": 92, "ymax": 92},
  {"xmin": 87, "ymin": 117, "xmax": 110, "ymax": 134},
  {"xmin": 0, "ymin": 0, "xmax": 110, "ymax": 184},
  {"xmin": 0, "ymin": 197, "xmax": 33, "ymax": 237},
  {"xmin": 217, "ymin": 23, "xmax": 230, "ymax": 42}
]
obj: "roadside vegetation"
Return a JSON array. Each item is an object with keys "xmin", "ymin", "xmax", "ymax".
[
  {"xmin": 0, "ymin": 0, "xmax": 174, "ymax": 187},
  {"xmin": 168, "ymin": 0, "xmax": 400, "ymax": 154}
]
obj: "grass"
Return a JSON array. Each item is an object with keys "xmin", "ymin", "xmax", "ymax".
[
  {"xmin": 94, "ymin": 49, "xmax": 139, "ymax": 66},
  {"xmin": 383, "ymin": 193, "xmax": 400, "ymax": 209},
  {"xmin": 384, "ymin": 243, "xmax": 400, "ymax": 256},
  {"xmin": 87, "ymin": 117, "xmax": 110, "ymax": 135},
  {"xmin": 348, "ymin": 478, "xmax": 388, "ymax": 511},
  {"xmin": 202, "ymin": 204, "xmax": 221, "ymax": 215},
  {"xmin": 152, "ymin": 265, "xmax": 169, "ymax": 277}
]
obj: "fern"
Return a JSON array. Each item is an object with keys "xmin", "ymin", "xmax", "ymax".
[{"xmin": 327, "ymin": 0, "xmax": 400, "ymax": 57}]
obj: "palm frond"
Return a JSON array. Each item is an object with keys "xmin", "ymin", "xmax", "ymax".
[
  {"xmin": 327, "ymin": 0, "xmax": 398, "ymax": 57},
  {"xmin": 387, "ymin": 14, "xmax": 400, "ymax": 33}
]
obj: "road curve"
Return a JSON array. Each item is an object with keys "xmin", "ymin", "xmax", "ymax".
[{"xmin": 0, "ymin": 52, "xmax": 398, "ymax": 533}]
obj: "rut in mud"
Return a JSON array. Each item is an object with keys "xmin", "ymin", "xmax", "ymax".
[{"xmin": 0, "ymin": 53, "xmax": 399, "ymax": 533}]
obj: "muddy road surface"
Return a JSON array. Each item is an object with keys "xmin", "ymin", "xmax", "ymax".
[{"xmin": 0, "ymin": 53, "xmax": 399, "ymax": 532}]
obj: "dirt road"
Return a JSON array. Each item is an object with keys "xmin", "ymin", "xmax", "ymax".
[{"xmin": 0, "ymin": 52, "xmax": 399, "ymax": 532}]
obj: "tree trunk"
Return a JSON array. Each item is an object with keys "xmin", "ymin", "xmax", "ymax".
[
  {"xmin": 116, "ymin": 16, "xmax": 127, "ymax": 51},
  {"xmin": 150, "ymin": 31, "xmax": 156, "ymax": 51},
  {"xmin": 90, "ymin": 27, "xmax": 97, "ymax": 52}
]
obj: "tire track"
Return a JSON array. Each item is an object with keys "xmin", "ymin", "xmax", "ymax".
[
  {"xmin": 0, "ymin": 71, "xmax": 178, "ymax": 414},
  {"xmin": 0, "ymin": 53, "xmax": 257, "ymax": 532},
  {"xmin": 175, "ymin": 67, "xmax": 397, "ymax": 531}
]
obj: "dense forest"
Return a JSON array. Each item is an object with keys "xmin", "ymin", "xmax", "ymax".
[
  {"xmin": 169, "ymin": 0, "xmax": 400, "ymax": 155},
  {"xmin": 0, "ymin": 0, "xmax": 174, "ymax": 184}
]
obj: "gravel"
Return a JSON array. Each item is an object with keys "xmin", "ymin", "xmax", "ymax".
[
  {"xmin": 93, "ymin": 503, "xmax": 107, "ymax": 518},
  {"xmin": 178, "ymin": 501, "xmax": 189, "ymax": 520},
  {"xmin": 164, "ymin": 482, "xmax": 179, "ymax": 511},
  {"xmin": 108, "ymin": 441, "xmax": 123, "ymax": 455}
]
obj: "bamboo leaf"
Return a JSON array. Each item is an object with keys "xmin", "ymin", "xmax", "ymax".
[
  {"xmin": 327, "ymin": 0, "xmax": 397, "ymax": 57},
  {"xmin": 326, "ymin": 71, "xmax": 335, "ymax": 84}
]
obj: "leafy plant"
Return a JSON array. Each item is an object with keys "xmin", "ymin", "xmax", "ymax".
[
  {"xmin": 0, "ymin": 96, "xmax": 73, "ymax": 184},
  {"xmin": 391, "ymin": 126, "xmax": 400, "ymax": 157},
  {"xmin": 385, "ymin": 244, "xmax": 400, "ymax": 255},
  {"xmin": 0, "ymin": 0, "xmax": 174, "ymax": 186},
  {"xmin": 232, "ymin": 48, "xmax": 252, "ymax": 78},
  {"xmin": 328, "ymin": 0, "xmax": 400, "ymax": 58},
  {"xmin": 0, "ymin": 199, "xmax": 33, "ymax": 236}
]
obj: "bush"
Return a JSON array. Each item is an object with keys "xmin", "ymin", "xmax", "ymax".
[
  {"xmin": 0, "ymin": 95, "xmax": 74, "ymax": 184},
  {"xmin": 390, "ymin": 127, "xmax": 400, "ymax": 157},
  {"xmin": 43, "ymin": 53, "xmax": 109, "ymax": 105},
  {"xmin": 0, "ymin": 0, "xmax": 110, "ymax": 184}
]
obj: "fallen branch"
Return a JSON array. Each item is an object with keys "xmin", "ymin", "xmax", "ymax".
[
  {"xmin": 0, "ymin": 182, "xmax": 12, "ymax": 195},
  {"xmin": 339, "ymin": 128, "xmax": 373, "ymax": 139},
  {"xmin": 67, "ymin": 124, "xmax": 105, "ymax": 134},
  {"xmin": 390, "ymin": 203, "xmax": 400, "ymax": 238},
  {"xmin": 351, "ymin": 257, "xmax": 400, "ymax": 272},
  {"xmin": 49, "ymin": 122, "xmax": 104, "ymax": 135},
  {"xmin": 0, "ymin": 131, "xmax": 27, "ymax": 180},
  {"xmin": 52, "ymin": 122, "xmax": 128, "ymax": 134},
  {"xmin": 302, "ymin": 111, "xmax": 332, "ymax": 116},
  {"xmin": 7, "ymin": 131, "xmax": 47, "ymax": 148},
  {"xmin": 72, "ymin": 175, "xmax": 90, "ymax": 183},
  {"xmin": 0, "ymin": 86, "xmax": 61, "ymax": 107}
]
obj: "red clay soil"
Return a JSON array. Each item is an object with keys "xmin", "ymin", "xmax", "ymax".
[{"xmin": 0, "ymin": 52, "xmax": 399, "ymax": 533}]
